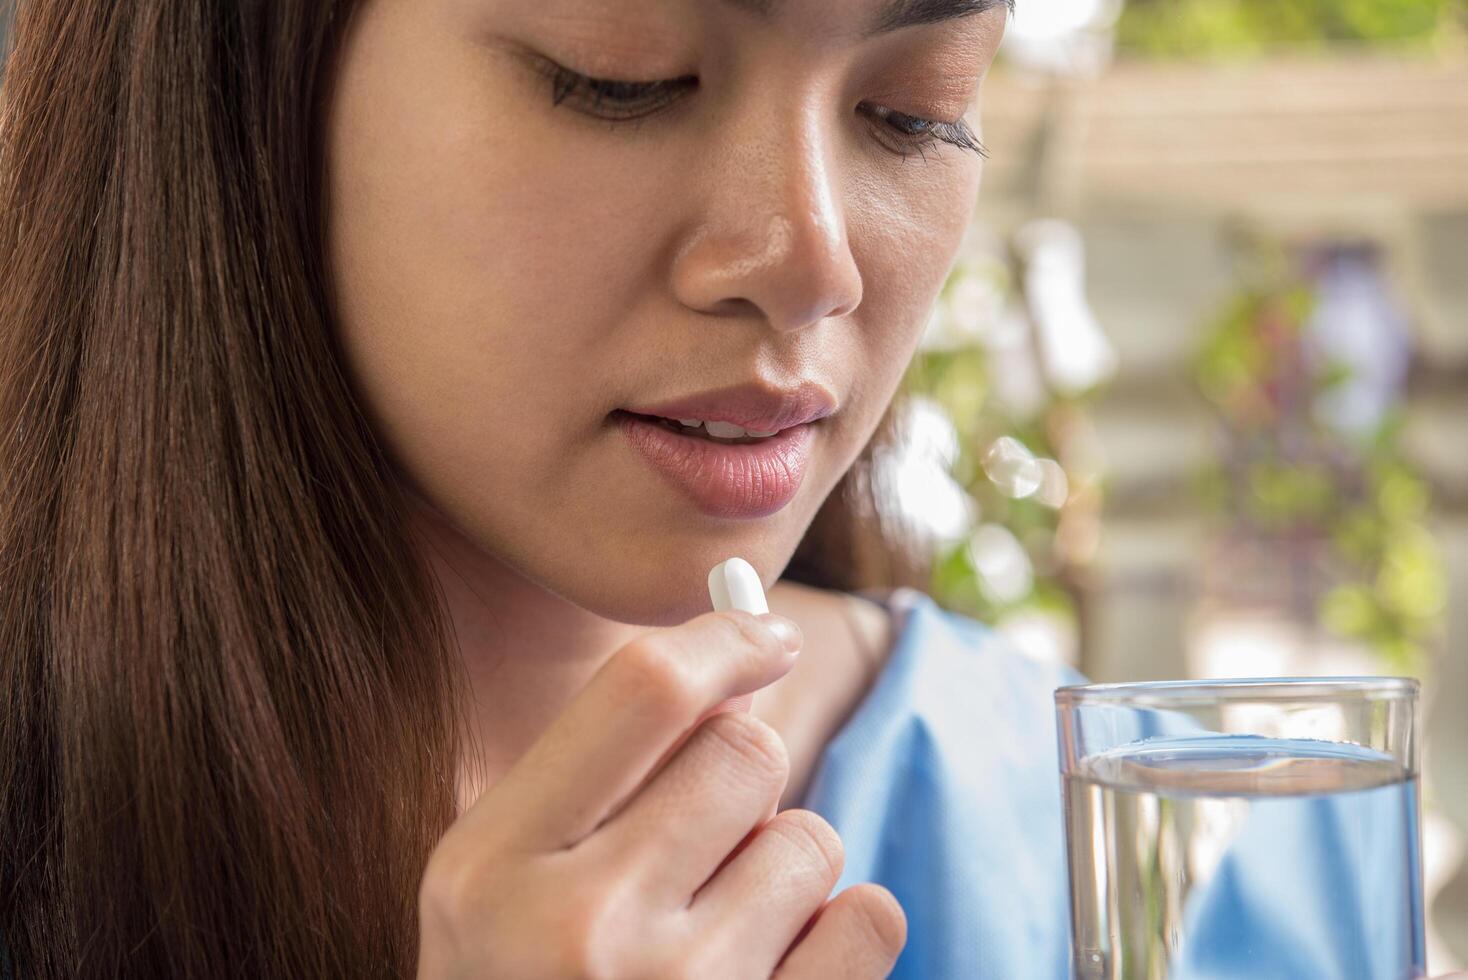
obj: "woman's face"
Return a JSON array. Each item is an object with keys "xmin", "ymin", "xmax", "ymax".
[{"xmin": 324, "ymin": 0, "xmax": 1006, "ymax": 625}]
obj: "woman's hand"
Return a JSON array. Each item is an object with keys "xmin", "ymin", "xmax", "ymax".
[{"xmin": 414, "ymin": 609, "xmax": 907, "ymax": 979}]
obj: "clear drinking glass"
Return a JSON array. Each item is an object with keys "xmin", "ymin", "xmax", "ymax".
[{"xmin": 1055, "ymin": 678, "xmax": 1424, "ymax": 980}]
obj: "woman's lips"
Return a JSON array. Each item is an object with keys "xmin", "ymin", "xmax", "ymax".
[{"xmin": 612, "ymin": 411, "xmax": 816, "ymax": 519}]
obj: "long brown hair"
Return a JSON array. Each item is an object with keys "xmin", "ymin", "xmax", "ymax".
[{"xmin": 0, "ymin": 2, "xmax": 928, "ymax": 976}]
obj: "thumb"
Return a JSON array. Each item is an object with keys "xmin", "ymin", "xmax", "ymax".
[
  {"xmin": 707, "ymin": 557, "xmax": 784, "ymax": 717},
  {"xmin": 712, "ymin": 693, "xmax": 754, "ymax": 714}
]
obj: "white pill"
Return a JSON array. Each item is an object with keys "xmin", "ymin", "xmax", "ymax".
[{"xmin": 707, "ymin": 556, "xmax": 769, "ymax": 615}]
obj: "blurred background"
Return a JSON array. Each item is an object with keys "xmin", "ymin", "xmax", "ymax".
[
  {"xmin": 2, "ymin": 0, "xmax": 1462, "ymax": 968},
  {"xmin": 878, "ymin": 0, "xmax": 1466, "ymax": 967}
]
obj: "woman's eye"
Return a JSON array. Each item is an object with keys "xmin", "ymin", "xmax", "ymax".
[
  {"xmin": 539, "ymin": 61, "xmax": 697, "ymax": 121},
  {"xmin": 532, "ymin": 58, "xmax": 986, "ymax": 160},
  {"xmin": 860, "ymin": 103, "xmax": 988, "ymax": 160}
]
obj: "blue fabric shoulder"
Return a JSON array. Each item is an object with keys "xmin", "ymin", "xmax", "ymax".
[{"xmin": 799, "ymin": 588, "xmax": 1085, "ymax": 980}]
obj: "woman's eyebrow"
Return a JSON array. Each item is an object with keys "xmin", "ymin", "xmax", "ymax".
[{"xmin": 716, "ymin": 0, "xmax": 1012, "ymax": 37}]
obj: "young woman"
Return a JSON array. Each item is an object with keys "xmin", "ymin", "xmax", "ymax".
[{"xmin": 0, "ymin": 1, "xmax": 1085, "ymax": 976}]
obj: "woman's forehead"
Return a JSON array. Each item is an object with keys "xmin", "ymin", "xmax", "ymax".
[
  {"xmin": 472, "ymin": 0, "xmax": 1007, "ymax": 44},
  {"xmin": 709, "ymin": 0, "xmax": 1009, "ymax": 38}
]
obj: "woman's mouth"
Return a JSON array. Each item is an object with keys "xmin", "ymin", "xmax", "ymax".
[
  {"xmin": 636, "ymin": 414, "xmax": 782, "ymax": 444},
  {"xmin": 611, "ymin": 410, "xmax": 818, "ymax": 519}
]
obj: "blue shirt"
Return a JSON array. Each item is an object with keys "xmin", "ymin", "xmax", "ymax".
[{"xmin": 799, "ymin": 586, "xmax": 1084, "ymax": 980}]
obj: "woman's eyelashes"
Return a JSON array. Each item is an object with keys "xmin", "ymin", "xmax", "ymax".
[
  {"xmin": 536, "ymin": 59, "xmax": 987, "ymax": 158},
  {"xmin": 858, "ymin": 102, "xmax": 988, "ymax": 160},
  {"xmin": 542, "ymin": 61, "xmax": 697, "ymax": 121}
]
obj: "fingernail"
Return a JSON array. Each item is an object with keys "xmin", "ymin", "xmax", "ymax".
[{"xmin": 758, "ymin": 613, "xmax": 803, "ymax": 653}]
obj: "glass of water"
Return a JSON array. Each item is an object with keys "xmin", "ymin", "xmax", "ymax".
[{"xmin": 1055, "ymin": 678, "xmax": 1424, "ymax": 980}]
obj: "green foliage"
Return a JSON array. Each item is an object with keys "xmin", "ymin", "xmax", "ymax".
[
  {"xmin": 907, "ymin": 254, "xmax": 1089, "ymax": 626},
  {"xmin": 1192, "ymin": 242, "xmax": 1445, "ymax": 670},
  {"xmin": 1116, "ymin": 0, "xmax": 1462, "ymax": 57}
]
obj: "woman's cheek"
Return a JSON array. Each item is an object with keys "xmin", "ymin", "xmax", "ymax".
[
  {"xmin": 856, "ymin": 164, "xmax": 978, "ymax": 335},
  {"xmin": 828, "ymin": 160, "xmax": 979, "ymax": 451}
]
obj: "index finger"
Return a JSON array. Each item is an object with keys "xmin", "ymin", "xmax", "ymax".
[{"xmin": 460, "ymin": 609, "xmax": 802, "ymax": 850}]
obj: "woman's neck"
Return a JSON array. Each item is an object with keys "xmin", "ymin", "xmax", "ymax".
[{"xmin": 405, "ymin": 494, "xmax": 651, "ymax": 813}]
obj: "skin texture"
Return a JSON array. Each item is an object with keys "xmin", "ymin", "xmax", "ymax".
[{"xmin": 324, "ymin": 0, "xmax": 1006, "ymax": 797}]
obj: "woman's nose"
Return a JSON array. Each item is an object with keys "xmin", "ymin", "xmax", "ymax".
[{"xmin": 670, "ymin": 112, "xmax": 863, "ymax": 332}]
